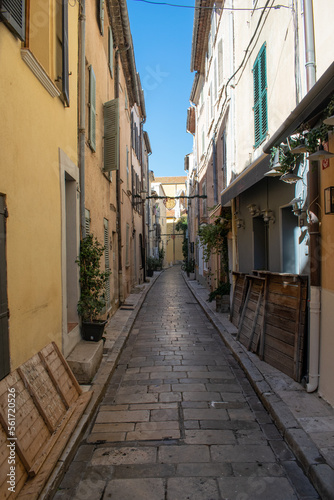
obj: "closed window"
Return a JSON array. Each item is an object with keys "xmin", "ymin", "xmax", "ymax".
[
  {"xmin": 56, "ymin": 0, "xmax": 69, "ymax": 106},
  {"xmin": 108, "ymin": 26, "xmax": 113, "ymax": 77},
  {"xmin": 0, "ymin": 0, "xmax": 25, "ymax": 41},
  {"xmin": 253, "ymin": 43, "xmax": 268, "ymax": 148},
  {"xmin": 103, "ymin": 98, "xmax": 119, "ymax": 171},
  {"xmin": 89, "ymin": 65, "xmax": 96, "ymax": 151}
]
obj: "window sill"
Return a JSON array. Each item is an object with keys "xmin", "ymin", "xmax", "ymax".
[{"xmin": 21, "ymin": 49, "xmax": 60, "ymax": 98}]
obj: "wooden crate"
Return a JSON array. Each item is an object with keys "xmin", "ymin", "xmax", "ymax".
[
  {"xmin": 0, "ymin": 342, "xmax": 92, "ymax": 499},
  {"xmin": 230, "ymin": 272, "xmax": 248, "ymax": 327}
]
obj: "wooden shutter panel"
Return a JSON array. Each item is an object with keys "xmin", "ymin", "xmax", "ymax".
[
  {"xmin": 0, "ymin": 0, "xmax": 25, "ymax": 41},
  {"xmin": 62, "ymin": 0, "xmax": 69, "ymax": 106},
  {"xmin": 85, "ymin": 209, "xmax": 91, "ymax": 236},
  {"xmin": 99, "ymin": 0, "xmax": 104, "ymax": 36},
  {"xmin": 103, "ymin": 98, "xmax": 119, "ymax": 171},
  {"xmin": 108, "ymin": 27, "xmax": 113, "ymax": 76},
  {"xmin": 253, "ymin": 44, "xmax": 267, "ymax": 148},
  {"xmin": 89, "ymin": 65, "xmax": 96, "ymax": 151},
  {"xmin": 218, "ymin": 39, "xmax": 223, "ymax": 85}
]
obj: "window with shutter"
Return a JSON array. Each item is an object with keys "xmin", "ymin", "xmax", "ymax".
[
  {"xmin": 253, "ymin": 43, "xmax": 268, "ymax": 148},
  {"xmin": 126, "ymin": 146, "xmax": 129, "ymax": 191},
  {"xmin": 0, "ymin": 0, "xmax": 25, "ymax": 41},
  {"xmin": 218, "ymin": 39, "xmax": 223, "ymax": 86},
  {"xmin": 108, "ymin": 26, "xmax": 113, "ymax": 77},
  {"xmin": 55, "ymin": 0, "xmax": 69, "ymax": 106},
  {"xmin": 103, "ymin": 98, "xmax": 119, "ymax": 171},
  {"xmin": 99, "ymin": 0, "xmax": 104, "ymax": 36},
  {"xmin": 214, "ymin": 59, "xmax": 218, "ymax": 101},
  {"xmin": 104, "ymin": 219, "xmax": 110, "ymax": 307},
  {"xmin": 0, "ymin": 195, "xmax": 10, "ymax": 380},
  {"xmin": 126, "ymin": 224, "xmax": 130, "ymax": 267},
  {"xmin": 89, "ymin": 65, "xmax": 96, "ymax": 151},
  {"xmin": 85, "ymin": 209, "xmax": 91, "ymax": 236}
]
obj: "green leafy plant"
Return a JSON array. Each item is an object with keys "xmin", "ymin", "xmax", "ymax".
[
  {"xmin": 208, "ymin": 281, "xmax": 231, "ymax": 302},
  {"xmin": 76, "ymin": 234, "xmax": 111, "ymax": 322},
  {"xmin": 147, "ymin": 256, "xmax": 160, "ymax": 271}
]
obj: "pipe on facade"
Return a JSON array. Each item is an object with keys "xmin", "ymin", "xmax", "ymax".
[
  {"xmin": 303, "ymin": 0, "xmax": 316, "ymax": 90},
  {"xmin": 115, "ymin": 49, "xmax": 124, "ymax": 303},
  {"xmin": 303, "ymin": 0, "xmax": 320, "ymax": 393},
  {"xmin": 212, "ymin": 135, "xmax": 218, "ymax": 205},
  {"xmin": 79, "ymin": 0, "xmax": 86, "ymax": 238}
]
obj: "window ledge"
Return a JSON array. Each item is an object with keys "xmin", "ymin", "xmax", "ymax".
[{"xmin": 21, "ymin": 49, "xmax": 60, "ymax": 98}]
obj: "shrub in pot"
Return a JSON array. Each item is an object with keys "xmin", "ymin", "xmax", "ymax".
[{"xmin": 76, "ymin": 234, "xmax": 111, "ymax": 341}]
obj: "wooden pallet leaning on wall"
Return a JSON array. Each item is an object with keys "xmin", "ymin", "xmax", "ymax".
[
  {"xmin": 0, "ymin": 342, "xmax": 92, "ymax": 499},
  {"xmin": 230, "ymin": 272, "xmax": 248, "ymax": 327},
  {"xmin": 255, "ymin": 272, "xmax": 308, "ymax": 382},
  {"xmin": 236, "ymin": 276, "xmax": 266, "ymax": 352}
]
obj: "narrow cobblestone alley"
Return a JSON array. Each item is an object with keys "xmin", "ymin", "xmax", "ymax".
[{"xmin": 55, "ymin": 267, "xmax": 319, "ymax": 500}]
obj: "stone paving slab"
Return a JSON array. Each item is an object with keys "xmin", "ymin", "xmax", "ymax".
[{"xmin": 50, "ymin": 268, "xmax": 325, "ymax": 500}]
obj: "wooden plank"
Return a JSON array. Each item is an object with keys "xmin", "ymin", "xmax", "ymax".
[
  {"xmin": 264, "ymin": 335, "xmax": 295, "ymax": 358},
  {"xmin": 18, "ymin": 391, "xmax": 92, "ymax": 500},
  {"xmin": 38, "ymin": 352, "xmax": 69, "ymax": 410},
  {"xmin": 0, "ymin": 407, "xmax": 32, "ymax": 472},
  {"xmin": 265, "ymin": 323, "xmax": 295, "ymax": 345},
  {"xmin": 47, "ymin": 342, "xmax": 81, "ymax": 406},
  {"xmin": 265, "ymin": 302, "xmax": 297, "ymax": 322},
  {"xmin": 267, "ymin": 291, "xmax": 299, "ymax": 309},
  {"xmin": 247, "ymin": 286, "xmax": 263, "ymax": 351},
  {"xmin": 17, "ymin": 367, "xmax": 55, "ymax": 434}
]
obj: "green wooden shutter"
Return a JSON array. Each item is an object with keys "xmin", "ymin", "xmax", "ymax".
[
  {"xmin": 103, "ymin": 98, "xmax": 119, "ymax": 171},
  {"xmin": 108, "ymin": 26, "xmax": 113, "ymax": 77},
  {"xmin": 0, "ymin": 0, "xmax": 25, "ymax": 41},
  {"xmin": 253, "ymin": 43, "xmax": 268, "ymax": 148},
  {"xmin": 85, "ymin": 209, "xmax": 91, "ymax": 236},
  {"xmin": 89, "ymin": 65, "xmax": 96, "ymax": 151},
  {"xmin": 99, "ymin": 0, "xmax": 104, "ymax": 36},
  {"xmin": 218, "ymin": 39, "xmax": 223, "ymax": 86}
]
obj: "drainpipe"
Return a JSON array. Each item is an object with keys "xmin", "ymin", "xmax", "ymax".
[
  {"xmin": 303, "ymin": 0, "xmax": 316, "ymax": 90},
  {"xmin": 79, "ymin": 0, "xmax": 86, "ymax": 238},
  {"xmin": 303, "ymin": 0, "xmax": 320, "ymax": 393},
  {"xmin": 115, "ymin": 50, "xmax": 124, "ymax": 303},
  {"xmin": 212, "ymin": 135, "xmax": 218, "ymax": 205}
]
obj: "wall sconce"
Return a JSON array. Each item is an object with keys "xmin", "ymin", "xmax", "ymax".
[
  {"xmin": 262, "ymin": 209, "xmax": 275, "ymax": 223},
  {"xmin": 235, "ymin": 217, "xmax": 245, "ymax": 229},
  {"xmin": 247, "ymin": 204, "xmax": 261, "ymax": 217},
  {"xmin": 324, "ymin": 187, "xmax": 334, "ymax": 214},
  {"xmin": 140, "ymin": 190, "xmax": 147, "ymax": 201},
  {"xmin": 289, "ymin": 197, "xmax": 303, "ymax": 216}
]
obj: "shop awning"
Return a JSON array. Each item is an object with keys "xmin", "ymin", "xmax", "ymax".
[{"xmin": 220, "ymin": 154, "xmax": 270, "ymax": 207}]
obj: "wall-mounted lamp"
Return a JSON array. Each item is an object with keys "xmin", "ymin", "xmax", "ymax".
[
  {"xmin": 324, "ymin": 187, "xmax": 334, "ymax": 214},
  {"xmin": 262, "ymin": 209, "xmax": 275, "ymax": 223},
  {"xmin": 247, "ymin": 204, "xmax": 261, "ymax": 217},
  {"xmin": 140, "ymin": 190, "xmax": 147, "ymax": 201},
  {"xmin": 308, "ymin": 144, "xmax": 334, "ymax": 160},
  {"xmin": 289, "ymin": 196, "xmax": 303, "ymax": 216},
  {"xmin": 235, "ymin": 217, "xmax": 245, "ymax": 229},
  {"xmin": 280, "ymin": 171, "xmax": 302, "ymax": 184}
]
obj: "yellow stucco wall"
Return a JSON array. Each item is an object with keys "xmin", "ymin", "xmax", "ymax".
[
  {"xmin": 0, "ymin": 3, "xmax": 78, "ymax": 369},
  {"xmin": 319, "ymin": 132, "xmax": 334, "ymax": 406}
]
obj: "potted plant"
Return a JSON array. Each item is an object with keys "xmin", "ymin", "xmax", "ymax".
[
  {"xmin": 76, "ymin": 234, "xmax": 111, "ymax": 341},
  {"xmin": 208, "ymin": 281, "xmax": 231, "ymax": 312}
]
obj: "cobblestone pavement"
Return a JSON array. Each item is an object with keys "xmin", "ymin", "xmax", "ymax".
[{"xmin": 54, "ymin": 266, "xmax": 319, "ymax": 499}]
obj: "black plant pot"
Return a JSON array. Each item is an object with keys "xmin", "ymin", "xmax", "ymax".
[
  {"xmin": 81, "ymin": 320, "xmax": 107, "ymax": 342},
  {"xmin": 147, "ymin": 269, "xmax": 154, "ymax": 277}
]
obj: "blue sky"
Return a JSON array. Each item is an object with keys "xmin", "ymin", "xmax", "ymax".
[{"xmin": 127, "ymin": 0, "xmax": 195, "ymax": 178}]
